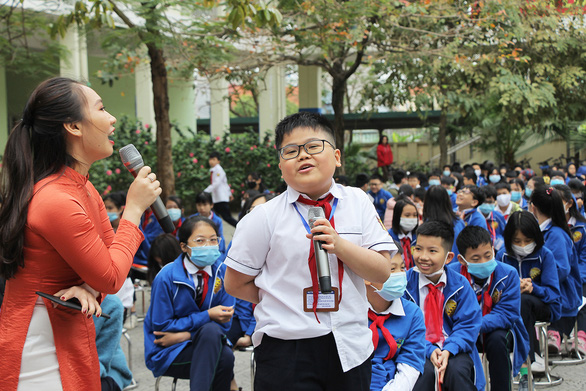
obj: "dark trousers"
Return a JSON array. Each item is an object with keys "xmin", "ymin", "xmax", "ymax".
[
  {"xmin": 578, "ymin": 283, "xmax": 586, "ymax": 333},
  {"xmin": 477, "ymin": 329, "xmax": 513, "ymax": 391},
  {"xmin": 213, "ymin": 202, "xmax": 238, "ymax": 227},
  {"xmin": 254, "ymin": 333, "xmax": 371, "ymax": 391},
  {"xmin": 100, "ymin": 376, "xmax": 121, "ymax": 391},
  {"xmin": 550, "ymin": 316, "xmax": 576, "ymax": 336},
  {"xmin": 226, "ymin": 316, "xmax": 243, "ymax": 346},
  {"xmin": 520, "ymin": 293, "xmax": 551, "ymax": 362},
  {"xmin": 413, "ymin": 353, "xmax": 476, "ymax": 391},
  {"xmin": 163, "ymin": 322, "xmax": 234, "ymax": 391}
]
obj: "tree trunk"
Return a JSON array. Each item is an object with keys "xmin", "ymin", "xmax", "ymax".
[
  {"xmin": 147, "ymin": 42, "xmax": 175, "ymax": 201},
  {"xmin": 438, "ymin": 109, "xmax": 448, "ymax": 168},
  {"xmin": 331, "ymin": 72, "xmax": 346, "ymax": 174}
]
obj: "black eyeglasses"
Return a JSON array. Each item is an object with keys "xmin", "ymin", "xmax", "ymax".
[{"xmin": 278, "ymin": 139, "xmax": 334, "ymax": 160}]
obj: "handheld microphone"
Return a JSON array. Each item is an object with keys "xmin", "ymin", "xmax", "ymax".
[
  {"xmin": 119, "ymin": 144, "xmax": 175, "ymax": 234},
  {"xmin": 308, "ymin": 206, "xmax": 332, "ymax": 293}
]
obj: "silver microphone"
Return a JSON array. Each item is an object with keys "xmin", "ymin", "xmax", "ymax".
[
  {"xmin": 308, "ymin": 206, "xmax": 332, "ymax": 293},
  {"xmin": 119, "ymin": 144, "xmax": 175, "ymax": 234}
]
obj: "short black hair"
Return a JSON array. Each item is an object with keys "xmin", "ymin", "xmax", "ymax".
[
  {"xmin": 355, "ymin": 173, "xmax": 369, "ymax": 188},
  {"xmin": 456, "ymin": 226, "xmax": 492, "ymax": 257},
  {"xmin": 407, "ymin": 172, "xmax": 420, "ymax": 180},
  {"xmin": 413, "ymin": 187, "xmax": 427, "ymax": 202},
  {"xmin": 505, "ymin": 170, "xmax": 519, "ymax": 179},
  {"xmin": 209, "ymin": 151, "xmax": 221, "ymax": 160},
  {"xmin": 504, "ymin": 211, "xmax": 544, "ymax": 254},
  {"xmin": 463, "ymin": 169, "xmax": 477, "ymax": 183},
  {"xmin": 334, "ymin": 175, "xmax": 349, "ymax": 186},
  {"xmin": 370, "ymin": 173, "xmax": 384, "ymax": 182},
  {"xmin": 147, "ymin": 233, "xmax": 182, "ymax": 283},
  {"xmin": 195, "ymin": 191, "xmax": 213, "ymax": 205},
  {"xmin": 428, "ymin": 170, "xmax": 441, "ymax": 179},
  {"xmin": 494, "ymin": 182, "xmax": 511, "ymax": 192},
  {"xmin": 568, "ymin": 178, "xmax": 585, "ymax": 193},
  {"xmin": 417, "ymin": 220, "xmax": 454, "ymax": 253},
  {"xmin": 392, "ymin": 169, "xmax": 407, "ymax": 185},
  {"xmin": 103, "ymin": 191, "xmax": 126, "ymax": 209},
  {"xmin": 275, "ymin": 112, "xmax": 335, "ymax": 149},
  {"xmin": 441, "ymin": 176, "xmax": 455, "ymax": 186},
  {"xmin": 511, "ymin": 178, "xmax": 525, "ymax": 191},
  {"xmin": 167, "ymin": 195, "xmax": 183, "ymax": 209},
  {"xmin": 178, "ymin": 216, "xmax": 219, "ymax": 244},
  {"xmin": 550, "ymin": 170, "xmax": 565, "ymax": 178},
  {"xmin": 398, "ymin": 184, "xmax": 414, "ymax": 198},
  {"xmin": 481, "ymin": 185, "xmax": 497, "ymax": 200},
  {"xmin": 463, "ymin": 184, "xmax": 485, "ymax": 205}
]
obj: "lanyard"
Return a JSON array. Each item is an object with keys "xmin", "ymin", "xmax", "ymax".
[{"xmin": 293, "ymin": 197, "xmax": 339, "ymax": 233}]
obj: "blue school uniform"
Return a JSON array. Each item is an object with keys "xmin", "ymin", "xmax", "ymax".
[
  {"xmin": 447, "ymin": 262, "xmax": 529, "ymax": 376},
  {"xmin": 189, "ymin": 212, "xmax": 227, "ymax": 254},
  {"xmin": 497, "ymin": 247, "xmax": 562, "ymax": 322},
  {"xmin": 484, "ymin": 210, "xmax": 506, "ymax": 251},
  {"xmin": 134, "ymin": 211, "xmax": 164, "ymax": 266},
  {"xmin": 369, "ymin": 188, "xmax": 393, "ymax": 220},
  {"xmin": 569, "ymin": 218, "xmax": 586, "ymax": 284},
  {"xmin": 450, "ymin": 192, "xmax": 458, "ymax": 210},
  {"xmin": 369, "ymin": 298, "xmax": 426, "ymax": 391},
  {"xmin": 542, "ymin": 223, "xmax": 582, "ymax": 317},
  {"xmin": 451, "ymin": 217, "xmax": 466, "ymax": 257},
  {"xmin": 404, "ymin": 267, "xmax": 485, "ymax": 390},
  {"xmin": 144, "ymin": 255, "xmax": 235, "ymax": 377},
  {"xmin": 476, "ymin": 176, "xmax": 487, "ymax": 187},
  {"xmin": 388, "ymin": 229, "xmax": 417, "ymax": 270},
  {"xmin": 461, "ymin": 208, "xmax": 488, "ymax": 230}
]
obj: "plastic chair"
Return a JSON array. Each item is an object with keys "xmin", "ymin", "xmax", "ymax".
[
  {"xmin": 154, "ymin": 376, "xmax": 188, "ymax": 391},
  {"xmin": 533, "ymin": 322, "xmax": 563, "ymax": 387}
]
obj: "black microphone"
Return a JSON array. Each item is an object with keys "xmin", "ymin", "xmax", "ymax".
[
  {"xmin": 119, "ymin": 144, "xmax": 175, "ymax": 234},
  {"xmin": 308, "ymin": 206, "xmax": 332, "ymax": 293}
]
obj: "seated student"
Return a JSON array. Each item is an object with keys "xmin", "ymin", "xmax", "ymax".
[
  {"xmin": 505, "ymin": 170, "xmax": 519, "ymax": 183},
  {"xmin": 472, "ymin": 163, "xmax": 487, "ymax": 187},
  {"xmin": 413, "ymin": 187, "xmax": 426, "ymax": 214},
  {"xmin": 530, "ymin": 186, "xmax": 582, "ymax": 355},
  {"xmin": 487, "ymin": 168, "xmax": 503, "ymax": 185},
  {"xmin": 496, "ymin": 211, "xmax": 561, "ymax": 377},
  {"xmin": 455, "ymin": 185, "xmax": 488, "ymax": 230},
  {"xmin": 356, "ymin": 173, "xmax": 375, "ymax": 202},
  {"xmin": 427, "ymin": 171, "xmax": 442, "ymax": 188},
  {"xmin": 190, "ymin": 191, "xmax": 227, "ymax": 254},
  {"xmin": 554, "ymin": 184, "xmax": 586, "ymax": 355},
  {"xmin": 449, "ymin": 226, "xmax": 529, "ymax": 391},
  {"xmin": 104, "ymin": 191, "xmax": 126, "ymax": 232},
  {"xmin": 442, "ymin": 165, "xmax": 452, "ymax": 178},
  {"xmin": 524, "ymin": 176, "xmax": 545, "ymax": 203},
  {"xmin": 478, "ymin": 186, "xmax": 506, "ymax": 252},
  {"xmin": 367, "ymin": 254, "xmax": 426, "ymax": 391},
  {"xmin": 144, "ymin": 216, "xmax": 235, "ymax": 391},
  {"xmin": 369, "ymin": 173, "xmax": 394, "ymax": 220},
  {"xmin": 441, "ymin": 176, "xmax": 458, "ymax": 209},
  {"xmin": 549, "ymin": 170, "xmax": 566, "ymax": 187},
  {"xmin": 407, "ymin": 172, "xmax": 421, "ymax": 189},
  {"xmin": 568, "ymin": 178, "xmax": 585, "ymax": 216},
  {"xmin": 495, "ymin": 182, "xmax": 522, "ymax": 222},
  {"xmin": 388, "ymin": 198, "xmax": 419, "ymax": 270},
  {"xmin": 462, "ymin": 169, "xmax": 477, "ymax": 187},
  {"xmin": 146, "ymin": 233, "xmax": 183, "ymax": 284},
  {"xmin": 166, "ymin": 195, "xmax": 185, "ymax": 236},
  {"xmin": 246, "ymin": 171, "xmax": 271, "ymax": 194},
  {"xmin": 423, "ymin": 185, "xmax": 465, "ymax": 257},
  {"xmin": 405, "ymin": 221, "xmax": 484, "ymax": 391},
  {"xmin": 510, "ymin": 178, "xmax": 528, "ymax": 210},
  {"xmin": 565, "ymin": 163, "xmax": 585, "ymax": 183}
]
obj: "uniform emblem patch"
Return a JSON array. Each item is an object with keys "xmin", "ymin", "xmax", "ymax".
[
  {"xmin": 491, "ymin": 289, "xmax": 502, "ymax": 305},
  {"xmin": 530, "ymin": 267, "xmax": 541, "ymax": 280},
  {"xmin": 213, "ymin": 277, "xmax": 222, "ymax": 294},
  {"xmin": 492, "ymin": 221, "xmax": 499, "ymax": 229},
  {"xmin": 445, "ymin": 299, "xmax": 457, "ymax": 317},
  {"xmin": 573, "ymin": 231, "xmax": 582, "ymax": 243}
]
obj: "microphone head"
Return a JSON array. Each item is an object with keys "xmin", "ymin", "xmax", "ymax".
[
  {"xmin": 119, "ymin": 144, "xmax": 144, "ymax": 171},
  {"xmin": 308, "ymin": 206, "xmax": 326, "ymax": 228}
]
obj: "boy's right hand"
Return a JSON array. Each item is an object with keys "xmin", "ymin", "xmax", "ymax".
[
  {"xmin": 208, "ymin": 305, "xmax": 234, "ymax": 323},
  {"xmin": 430, "ymin": 348, "xmax": 450, "ymax": 384}
]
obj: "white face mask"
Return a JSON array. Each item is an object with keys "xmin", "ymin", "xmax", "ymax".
[
  {"xmin": 496, "ymin": 193, "xmax": 512, "ymax": 207},
  {"xmin": 400, "ymin": 218, "xmax": 418, "ymax": 233},
  {"xmin": 474, "ymin": 169, "xmax": 482, "ymax": 177},
  {"xmin": 512, "ymin": 242, "xmax": 536, "ymax": 257}
]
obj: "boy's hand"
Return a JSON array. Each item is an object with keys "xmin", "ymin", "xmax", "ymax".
[
  {"xmin": 432, "ymin": 349, "xmax": 451, "ymax": 384},
  {"xmin": 208, "ymin": 305, "xmax": 234, "ymax": 323},
  {"xmin": 235, "ymin": 334, "xmax": 253, "ymax": 349},
  {"xmin": 520, "ymin": 278, "xmax": 533, "ymax": 293},
  {"xmin": 153, "ymin": 331, "xmax": 191, "ymax": 347},
  {"xmin": 306, "ymin": 218, "xmax": 343, "ymax": 254}
]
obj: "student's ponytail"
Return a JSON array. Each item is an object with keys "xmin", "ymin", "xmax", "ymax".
[
  {"xmin": 553, "ymin": 184, "xmax": 586, "ymax": 223},
  {"xmin": 530, "ymin": 186, "xmax": 572, "ymax": 239}
]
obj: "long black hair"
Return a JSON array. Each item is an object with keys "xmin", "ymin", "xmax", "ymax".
[
  {"xmin": 504, "ymin": 211, "xmax": 545, "ymax": 255},
  {"xmin": 392, "ymin": 198, "xmax": 418, "ymax": 234},
  {"xmin": 423, "ymin": 185, "xmax": 460, "ymax": 228},
  {"xmin": 0, "ymin": 77, "xmax": 85, "ymax": 279},
  {"xmin": 147, "ymin": 233, "xmax": 182, "ymax": 283},
  {"xmin": 553, "ymin": 184, "xmax": 586, "ymax": 224},
  {"xmin": 530, "ymin": 186, "xmax": 572, "ymax": 239}
]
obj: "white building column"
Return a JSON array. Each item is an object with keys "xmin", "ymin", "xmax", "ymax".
[
  {"xmin": 210, "ymin": 76, "xmax": 230, "ymax": 138},
  {"xmin": 169, "ymin": 78, "xmax": 196, "ymax": 142},
  {"xmin": 298, "ymin": 66, "xmax": 322, "ymax": 113},
  {"xmin": 135, "ymin": 61, "xmax": 156, "ymax": 130},
  {"xmin": 258, "ymin": 66, "xmax": 286, "ymax": 141},
  {"xmin": 59, "ymin": 25, "xmax": 88, "ymax": 81}
]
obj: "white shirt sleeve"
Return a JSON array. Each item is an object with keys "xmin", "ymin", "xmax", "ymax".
[
  {"xmin": 381, "ymin": 363, "xmax": 420, "ymax": 391},
  {"xmin": 357, "ymin": 189, "xmax": 397, "ymax": 255}
]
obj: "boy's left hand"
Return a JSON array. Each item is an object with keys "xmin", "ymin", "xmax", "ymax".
[
  {"xmin": 432, "ymin": 349, "xmax": 450, "ymax": 384},
  {"xmin": 307, "ymin": 218, "xmax": 343, "ymax": 254},
  {"xmin": 153, "ymin": 331, "xmax": 191, "ymax": 347}
]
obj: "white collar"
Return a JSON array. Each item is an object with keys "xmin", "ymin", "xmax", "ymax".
[
  {"xmin": 417, "ymin": 269, "xmax": 447, "ymax": 291},
  {"xmin": 369, "ymin": 298, "xmax": 405, "ymax": 317},
  {"xmin": 569, "ymin": 216, "xmax": 577, "ymax": 227},
  {"xmin": 539, "ymin": 218, "xmax": 552, "ymax": 232},
  {"xmin": 397, "ymin": 231, "xmax": 413, "ymax": 240},
  {"xmin": 286, "ymin": 179, "xmax": 343, "ymax": 204},
  {"xmin": 183, "ymin": 254, "xmax": 213, "ymax": 276}
]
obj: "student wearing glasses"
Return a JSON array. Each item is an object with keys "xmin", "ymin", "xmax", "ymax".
[{"xmin": 144, "ymin": 216, "xmax": 236, "ymax": 391}]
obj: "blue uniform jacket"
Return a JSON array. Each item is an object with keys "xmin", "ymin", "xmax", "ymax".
[
  {"xmin": 450, "ymin": 192, "xmax": 458, "ymax": 210},
  {"xmin": 369, "ymin": 188, "xmax": 393, "ymax": 220},
  {"xmin": 569, "ymin": 220, "xmax": 586, "ymax": 284},
  {"xmin": 497, "ymin": 246, "xmax": 562, "ymax": 322},
  {"xmin": 461, "ymin": 208, "xmax": 488, "ymax": 230},
  {"xmin": 542, "ymin": 224, "xmax": 582, "ymax": 317},
  {"xmin": 447, "ymin": 262, "xmax": 529, "ymax": 375},
  {"xmin": 144, "ymin": 255, "xmax": 235, "ymax": 377},
  {"xmin": 388, "ymin": 229, "xmax": 417, "ymax": 269},
  {"xmin": 404, "ymin": 267, "xmax": 485, "ymax": 390},
  {"xmin": 189, "ymin": 212, "xmax": 227, "ymax": 254},
  {"xmin": 369, "ymin": 298, "xmax": 426, "ymax": 391},
  {"xmin": 451, "ymin": 217, "xmax": 466, "ymax": 257},
  {"xmin": 484, "ymin": 210, "xmax": 506, "ymax": 251},
  {"xmin": 134, "ymin": 213, "xmax": 164, "ymax": 266}
]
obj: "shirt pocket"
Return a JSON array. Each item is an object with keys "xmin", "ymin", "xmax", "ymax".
[{"xmin": 337, "ymin": 225, "xmax": 362, "ymax": 247}]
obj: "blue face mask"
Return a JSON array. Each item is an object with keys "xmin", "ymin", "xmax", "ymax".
[
  {"xmin": 511, "ymin": 191, "xmax": 522, "ymax": 202},
  {"xmin": 489, "ymin": 175, "xmax": 501, "ymax": 184},
  {"xmin": 375, "ymin": 272, "xmax": 407, "ymax": 301},
  {"xmin": 525, "ymin": 188, "xmax": 533, "ymax": 198},
  {"xmin": 447, "ymin": 189, "xmax": 453, "ymax": 196},
  {"xmin": 107, "ymin": 212, "xmax": 119, "ymax": 222},
  {"xmin": 188, "ymin": 245, "xmax": 221, "ymax": 267},
  {"xmin": 429, "ymin": 179, "xmax": 441, "ymax": 187},
  {"xmin": 443, "ymin": 170, "xmax": 451, "ymax": 177},
  {"xmin": 461, "ymin": 257, "xmax": 497, "ymax": 279},
  {"xmin": 478, "ymin": 203, "xmax": 495, "ymax": 216},
  {"xmin": 550, "ymin": 179, "xmax": 565, "ymax": 186},
  {"xmin": 167, "ymin": 208, "xmax": 182, "ymax": 222}
]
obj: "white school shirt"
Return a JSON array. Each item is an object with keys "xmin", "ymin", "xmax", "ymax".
[
  {"xmin": 417, "ymin": 271, "xmax": 448, "ymax": 347},
  {"xmin": 204, "ymin": 164, "xmax": 231, "ymax": 203},
  {"xmin": 225, "ymin": 180, "xmax": 397, "ymax": 371}
]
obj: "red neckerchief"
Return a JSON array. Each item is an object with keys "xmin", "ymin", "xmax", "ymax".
[
  {"xmin": 296, "ymin": 194, "xmax": 344, "ymax": 322},
  {"xmin": 172, "ymin": 218, "xmax": 183, "ymax": 236},
  {"xmin": 400, "ymin": 237, "xmax": 412, "ymax": 269},
  {"xmin": 368, "ymin": 309, "xmax": 398, "ymax": 361},
  {"xmin": 460, "ymin": 264, "xmax": 493, "ymax": 316},
  {"xmin": 142, "ymin": 209, "xmax": 153, "ymax": 230},
  {"xmin": 424, "ymin": 282, "xmax": 445, "ymax": 344},
  {"xmin": 196, "ymin": 270, "xmax": 209, "ymax": 307}
]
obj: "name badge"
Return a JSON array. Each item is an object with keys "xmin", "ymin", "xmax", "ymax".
[{"xmin": 303, "ymin": 287, "xmax": 339, "ymax": 312}]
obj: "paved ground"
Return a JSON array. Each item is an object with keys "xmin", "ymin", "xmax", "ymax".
[{"xmin": 123, "ymin": 219, "xmax": 586, "ymax": 390}]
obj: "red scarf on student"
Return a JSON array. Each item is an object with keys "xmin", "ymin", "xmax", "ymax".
[
  {"xmin": 400, "ymin": 237, "xmax": 412, "ymax": 269},
  {"xmin": 368, "ymin": 309, "xmax": 398, "ymax": 361},
  {"xmin": 460, "ymin": 265, "xmax": 493, "ymax": 316},
  {"xmin": 424, "ymin": 282, "xmax": 445, "ymax": 344},
  {"xmin": 296, "ymin": 194, "xmax": 344, "ymax": 322}
]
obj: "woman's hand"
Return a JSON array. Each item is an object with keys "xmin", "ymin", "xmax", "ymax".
[
  {"xmin": 53, "ymin": 285, "xmax": 102, "ymax": 318},
  {"xmin": 122, "ymin": 166, "xmax": 162, "ymax": 225},
  {"xmin": 208, "ymin": 305, "xmax": 234, "ymax": 323},
  {"xmin": 153, "ymin": 331, "xmax": 191, "ymax": 347}
]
